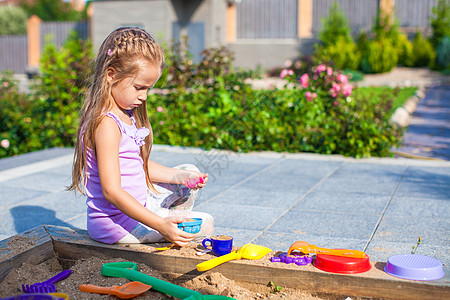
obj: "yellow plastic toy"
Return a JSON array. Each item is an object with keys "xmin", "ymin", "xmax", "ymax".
[{"xmin": 197, "ymin": 243, "xmax": 271, "ymax": 272}]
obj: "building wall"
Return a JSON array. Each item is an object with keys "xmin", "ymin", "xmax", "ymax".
[
  {"xmin": 229, "ymin": 41, "xmax": 298, "ymax": 71},
  {"xmin": 89, "ymin": 0, "xmax": 442, "ymax": 71},
  {"xmin": 229, "ymin": 38, "xmax": 316, "ymax": 70},
  {"xmin": 91, "ymin": 0, "xmax": 173, "ymax": 52},
  {"xmin": 90, "ymin": 0, "xmax": 227, "ymax": 53}
]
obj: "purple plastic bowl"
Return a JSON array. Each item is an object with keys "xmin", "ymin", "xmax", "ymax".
[{"xmin": 384, "ymin": 254, "xmax": 445, "ymax": 281}]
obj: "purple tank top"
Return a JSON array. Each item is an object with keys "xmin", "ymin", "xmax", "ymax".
[{"xmin": 85, "ymin": 111, "xmax": 150, "ymax": 244}]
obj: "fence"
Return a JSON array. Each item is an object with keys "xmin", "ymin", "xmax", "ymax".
[
  {"xmin": 40, "ymin": 21, "xmax": 88, "ymax": 51},
  {"xmin": 0, "ymin": 21, "xmax": 88, "ymax": 74},
  {"xmin": 236, "ymin": 0, "xmax": 441, "ymax": 40},
  {"xmin": 0, "ymin": 35, "xmax": 27, "ymax": 74},
  {"xmin": 236, "ymin": 0, "xmax": 298, "ymax": 39},
  {"xmin": 312, "ymin": 0, "xmax": 379, "ymax": 36},
  {"xmin": 395, "ymin": 0, "xmax": 440, "ymax": 33}
]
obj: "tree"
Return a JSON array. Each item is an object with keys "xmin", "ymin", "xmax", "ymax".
[
  {"xmin": 0, "ymin": 5, "xmax": 27, "ymax": 35},
  {"xmin": 315, "ymin": 2, "xmax": 361, "ymax": 70},
  {"xmin": 319, "ymin": 2, "xmax": 353, "ymax": 46},
  {"xmin": 20, "ymin": 0, "xmax": 81, "ymax": 21},
  {"xmin": 430, "ymin": 0, "xmax": 450, "ymax": 48}
]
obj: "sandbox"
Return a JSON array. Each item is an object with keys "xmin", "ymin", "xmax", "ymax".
[{"xmin": 0, "ymin": 225, "xmax": 448, "ymax": 299}]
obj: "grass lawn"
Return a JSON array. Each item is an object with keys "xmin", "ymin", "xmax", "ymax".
[{"xmin": 353, "ymin": 86, "xmax": 417, "ymax": 110}]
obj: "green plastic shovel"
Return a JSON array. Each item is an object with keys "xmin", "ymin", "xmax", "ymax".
[{"xmin": 101, "ymin": 262, "xmax": 235, "ymax": 300}]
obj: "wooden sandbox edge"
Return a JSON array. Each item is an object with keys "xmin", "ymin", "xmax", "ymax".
[
  {"xmin": 0, "ymin": 226, "xmax": 55, "ymax": 283},
  {"xmin": 45, "ymin": 225, "xmax": 449, "ymax": 300},
  {"xmin": 1, "ymin": 226, "xmax": 449, "ymax": 299}
]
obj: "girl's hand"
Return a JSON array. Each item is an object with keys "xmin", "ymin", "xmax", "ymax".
[
  {"xmin": 158, "ymin": 216, "xmax": 195, "ymax": 247},
  {"xmin": 179, "ymin": 172, "xmax": 208, "ymax": 190}
]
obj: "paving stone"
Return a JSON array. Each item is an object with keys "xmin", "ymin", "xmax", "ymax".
[
  {"xmin": 385, "ymin": 196, "xmax": 449, "ymax": 218},
  {"xmin": 0, "ymin": 184, "xmax": 48, "ymax": 207},
  {"xmin": 16, "ymin": 190, "xmax": 86, "ymax": 214},
  {"xmin": 267, "ymin": 210, "xmax": 381, "ymax": 241},
  {"xmin": 196, "ymin": 202, "xmax": 286, "ymax": 232},
  {"xmin": 370, "ymin": 215, "xmax": 449, "ymax": 246},
  {"xmin": 8, "ymin": 205, "xmax": 80, "ymax": 234},
  {"xmin": 0, "ymin": 147, "xmax": 73, "ymax": 171},
  {"xmin": 394, "ymin": 181, "xmax": 450, "ymax": 200},
  {"xmin": 2, "ymin": 171, "xmax": 72, "ymax": 193},
  {"xmin": 297, "ymin": 190, "xmax": 391, "ymax": 215},
  {"xmin": 211, "ymin": 227, "xmax": 262, "ymax": 248}
]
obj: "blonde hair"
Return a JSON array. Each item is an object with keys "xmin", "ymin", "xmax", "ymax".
[{"xmin": 68, "ymin": 27, "xmax": 165, "ymax": 194}]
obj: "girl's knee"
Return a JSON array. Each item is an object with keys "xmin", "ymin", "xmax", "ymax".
[{"xmin": 198, "ymin": 212, "xmax": 214, "ymax": 236}]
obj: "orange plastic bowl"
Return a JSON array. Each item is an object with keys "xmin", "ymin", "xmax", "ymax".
[{"xmin": 314, "ymin": 253, "xmax": 371, "ymax": 274}]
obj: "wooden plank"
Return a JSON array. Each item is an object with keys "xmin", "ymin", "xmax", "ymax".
[
  {"xmin": 46, "ymin": 226, "xmax": 450, "ymax": 300},
  {"xmin": 0, "ymin": 226, "xmax": 55, "ymax": 283}
]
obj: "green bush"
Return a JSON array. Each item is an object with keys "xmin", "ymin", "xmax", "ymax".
[
  {"xmin": 342, "ymin": 69, "xmax": 365, "ymax": 82},
  {"xmin": 0, "ymin": 31, "xmax": 93, "ymax": 159},
  {"xmin": 435, "ymin": 35, "xmax": 450, "ymax": 69},
  {"xmin": 359, "ymin": 9, "xmax": 407, "ymax": 73},
  {"xmin": 27, "ymin": 31, "xmax": 92, "ymax": 148},
  {"xmin": 148, "ymin": 65, "xmax": 401, "ymax": 158},
  {"xmin": 0, "ymin": 6, "xmax": 27, "ymax": 35},
  {"xmin": 316, "ymin": 37, "xmax": 361, "ymax": 70},
  {"xmin": 21, "ymin": 0, "xmax": 81, "ymax": 21},
  {"xmin": 1, "ymin": 38, "xmax": 403, "ymax": 159},
  {"xmin": 318, "ymin": 2, "xmax": 353, "ymax": 46},
  {"xmin": 360, "ymin": 37, "xmax": 398, "ymax": 73},
  {"xmin": 0, "ymin": 72, "xmax": 37, "ymax": 158},
  {"xmin": 412, "ymin": 32, "xmax": 436, "ymax": 67},
  {"xmin": 395, "ymin": 33, "xmax": 414, "ymax": 67},
  {"xmin": 430, "ymin": 0, "xmax": 450, "ymax": 49},
  {"xmin": 356, "ymin": 31, "xmax": 370, "ymax": 57},
  {"xmin": 314, "ymin": 2, "xmax": 361, "ymax": 70}
]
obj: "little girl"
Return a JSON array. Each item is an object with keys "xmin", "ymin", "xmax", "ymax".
[{"xmin": 68, "ymin": 27, "xmax": 213, "ymax": 246}]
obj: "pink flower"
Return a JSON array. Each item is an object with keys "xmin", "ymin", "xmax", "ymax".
[
  {"xmin": 342, "ymin": 83, "xmax": 353, "ymax": 97},
  {"xmin": 3, "ymin": 81, "xmax": 9, "ymax": 88},
  {"xmin": 284, "ymin": 60, "xmax": 293, "ymax": 67},
  {"xmin": 288, "ymin": 69, "xmax": 294, "ymax": 76},
  {"xmin": 332, "ymin": 83, "xmax": 341, "ymax": 93},
  {"xmin": 333, "ymin": 101, "xmax": 338, "ymax": 106},
  {"xmin": 315, "ymin": 64, "xmax": 326, "ymax": 74},
  {"xmin": 156, "ymin": 106, "xmax": 164, "ymax": 112},
  {"xmin": 305, "ymin": 91, "xmax": 318, "ymax": 101},
  {"xmin": 299, "ymin": 74, "xmax": 309, "ymax": 88},
  {"xmin": 327, "ymin": 67, "xmax": 333, "ymax": 76},
  {"xmin": 1, "ymin": 139, "xmax": 10, "ymax": 148},
  {"xmin": 280, "ymin": 69, "xmax": 288, "ymax": 79},
  {"xmin": 330, "ymin": 89, "xmax": 338, "ymax": 98},
  {"xmin": 337, "ymin": 74, "xmax": 348, "ymax": 85}
]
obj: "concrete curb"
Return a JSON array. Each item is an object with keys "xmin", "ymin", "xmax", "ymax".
[{"xmin": 391, "ymin": 88, "xmax": 426, "ymax": 128}]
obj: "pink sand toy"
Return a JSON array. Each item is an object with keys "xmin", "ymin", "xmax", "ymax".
[{"xmin": 184, "ymin": 176, "xmax": 205, "ymax": 188}]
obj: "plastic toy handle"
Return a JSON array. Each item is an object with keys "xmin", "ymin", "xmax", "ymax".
[
  {"xmin": 196, "ymin": 251, "xmax": 240, "ymax": 272},
  {"xmin": 101, "ymin": 262, "xmax": 202, "ymax": 300},
  {"xmin": 42, "ymin": 270, "xmax": 72, "ymax": 285},
  {"xmin": 313, "ymin": 247, "xmax": 366, "ymax": 258},
  {"xmin": 184, "ymin": 177, "xmax": 205, "ymax": 188},
  {"xmin": 79, "ymin": 284, "xmax": 113, "ymax": 295}
]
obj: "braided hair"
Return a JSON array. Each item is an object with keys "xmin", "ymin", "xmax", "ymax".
[{"xmin": 69, "ymin": 27, "xmax": 165, "ymax": 194}]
